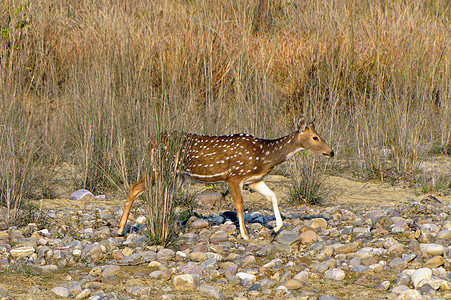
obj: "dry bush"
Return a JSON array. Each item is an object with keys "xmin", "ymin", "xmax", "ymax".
[{"xmin": 0, "ymin": 0, "xmax": 449, "ymax": 223}]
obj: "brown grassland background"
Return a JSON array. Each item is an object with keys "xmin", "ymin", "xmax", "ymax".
[{"xmin": 0, "ymin": 0, "xmax": 450, "ymax": 227}]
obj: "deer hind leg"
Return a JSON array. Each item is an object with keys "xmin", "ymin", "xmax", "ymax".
[
  {"xmin": 228, "ymin": 180, "xmax": 248, "ymax": 240},
  {"xmin": 249, "ymin": 181, "xmax": 283, "ymax": 233},
  {"xmin": 117, "ymin": 179, "xmax": 146, "ymax": 235}
]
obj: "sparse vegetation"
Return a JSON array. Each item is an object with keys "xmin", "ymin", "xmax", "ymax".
[
  {"xmin": 289, "ymin": 152, "xmax": 331, "ymax": 205},
  {"xmin": 0, "ymin": 0, "xmax": 450, "ymax": 224},
  {"xmin": 144, "ymin": 127, "xmax": 184, "ymax": 246},
  {"xmin": 416, "ymin": 174, "xmax": 451, "ymax": 195}
]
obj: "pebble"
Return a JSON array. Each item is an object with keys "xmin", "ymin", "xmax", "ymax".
[
  {"xmin": 284, "ymin": 279, "xmax": 302, "ymax": 290},
  {"xmin": 191, "ymin": 219, "xmax": 209, "ymax": 229},
  {"xmin": 173, "ymin": 274, "xmax": 200, "ymax": 291},
  {"xmin": 420, "ymin": 243, "xmax": 445, "ymax": 256},
  {"xmin": 235, "ymin": 272, "xmax": 256, "ymax": 282},
  {"xmin": 324, "ymin": 268, "xmax": 346, "ymax": 281},
  {"xmin": 398, "ymin": 289, "xmax": 422, "ymax": 300},
  {"xmin": 52, "ymin": 286, "xmax": 70, "ymax": 297},
  {"xmin": 299, "ymin": 229, "xmax": 318, "ymax": 244}
]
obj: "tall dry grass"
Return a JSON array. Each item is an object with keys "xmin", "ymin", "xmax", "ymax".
[{"xmin": 0, "ymin": 0, "xmax": 450, "ymax": 225}]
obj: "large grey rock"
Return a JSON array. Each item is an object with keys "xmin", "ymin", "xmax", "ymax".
[{"xmin": 70, "ymin": 189, "xmax": 95, "ymax": 201}]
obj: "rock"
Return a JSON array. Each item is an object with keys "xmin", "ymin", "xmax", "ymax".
[
  {"xmin": 102, "ymin": 265, "xmax": 121, "ymax": 277},
  {"xmin": 10, "ymin": 246, "xmax": 35, "ymax": 259},
  {"xmin": 374, "ymin": 280, "xmax": 390, "ymax": 291},
  {"xmin": 75, "ymin": 289, "xmax": 91, "ymax": 299},
  {"xmin": 424, "ymin": 255, "xmax": 445, "ymax": 268},
  {"xmin": 420, "ymin": 243, "xmax": 444, "ymax": 256},
  {"xmin": 318, "ymin": 295, "xmax": 340, "ymax": 300},
  {"xmin": 173, "ymin": 274, "xmax": 200, "ymax": 291},
  {"xmin": 300, "ymin": 230, "xmax": 318, "ymax": 244},
  {"xmin": 200, "ymin": 258, "xmax": 219, "ymax": 271},
  {"xmin": 198, "ymin": 285, "xmax": 224, "ymax": 299},
  {"xmin": 52, "ymin": 286, "xmax": 70, "ymax": 297},
  {"xmin": 392, "ymin": 285, "xmax": 410, "ymax": 295},
  {"xmin": 324, "ymin": 268, "xmax": 345, "ymax": 281},
  {"xmin": 82, "ymin": 243, "xmax": 103, "ymax": 260},
  {"xmin": 275, "ymin": 230, "xmax": 301, "ymax": 244},
  {"xmin": 411, "ymin": 268, "xmax": 432, "ymax": 288},
  {"xmin": 261, "ymin": 278, "xmax": 277, "ymax": 289},
  {"xmin": 189, "ymin": 251, "xmax": 207, "ymax": 262},
  {"xmin": 389, "ymin": 258, "xmax": 407, "ymax": 270},
  {"xmin": 437, "ymin": 229, "xmax": 451, "ymax": 240},
  {"xmin": 409, "ymin": 239, "xmax": 420, "ymax": 252},
  {"xmin": 224, "ymin": 264, "xmax": 238, "ymax": 278},
  {"xmin": 352, "ymin": 265, "xmax": 372, "ymax": 273},
  {"xmin": 195, "ymin": 193, "xmax": 222, "ymax": 206},
  {"xmin": 112, "ymin": 250, "xmax": 124, "ymax": 260},
  {"xmin": 149, "ymin": 271, "xmax": 163, "ymax": 279},
  {"xmin": 284, "ymin": 279, "xmax": 302, "ymax": 290},
  {"xmin": 70, "ymin": 189, "xmax": 95, "ymax": 201},
  {"xmin": 397, "ymin": 289, "xmax": 422, "ymax": 300},
  {"xmin": 191, "ymin": 219, "xmax": 209, "ymax": 229},
  {"xmin": 235, "ymin": 272, "xmax": 256, "ymax": 282},
  {"xmin": 180, "ymin": 261, "xmax": 203, "ymax": 276},
  {"xmin": 317, "ymin": 261, "xmax": 330, "ymax": 273},
  {"xmin": 336, "ymin": 242, "xmax": 358, "ymax": 254},
  {"xmin": 242, "ymin": 255, "xmax": 256, "ymax": 267},
  {"xmin": 310, "ymin": 218, "xmax": 328, "ymax": 231},
  {"xmin": 39, "ymin": 265, "xmax": 58, "ymax": 272},
  {"xmin": 293, "ymin": 271, "xmax": 309, "ymax": 281},
  {"xmin": 157, "ymin": 248, "xmax": 175, "ymax": 260}
]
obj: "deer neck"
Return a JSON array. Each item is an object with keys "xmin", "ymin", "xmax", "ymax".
[{"xmin": 262, "ymin": 132, "xmax": 302, "ymax": 168}]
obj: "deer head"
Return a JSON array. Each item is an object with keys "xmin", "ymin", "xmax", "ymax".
[{"xmin": 296, "ymin": 118, "xmax": 334, "ymax": 157}]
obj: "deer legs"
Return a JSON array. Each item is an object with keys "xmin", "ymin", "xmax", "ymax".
[
  {"xmin": 228, "ymin": 180, "xmax": 249, "ymax": 240},
  {"xmin": 228, "ymin": 180, "xmax": 284, "ymax": 240},
  {"xmin": 117, "ymin": 179, "xmax": 146, "ymax": 235},
  {"xmin": 117, "ymin": 179, "xmax": 283, "ymax": 240},
  {"xmin": 249, "ymin": 181, "xmax": 284, "ymax": 233}
]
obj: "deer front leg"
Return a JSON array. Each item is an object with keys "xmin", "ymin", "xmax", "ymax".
[
  {"xmin": 117, "ymin": 179, "xmax": 146, "ymax": 235},
  {"xmin": 228, "ymin": 180, "xmax": 248, "ymax": 240},
  {"xmin": 249, "ymin": 181, "xmax": 283, "ymax": 233}
]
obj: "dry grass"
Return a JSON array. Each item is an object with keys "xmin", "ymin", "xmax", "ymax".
[{"xmin": 0, "ymin": 0, "xmax": 450, "ymax": 226}]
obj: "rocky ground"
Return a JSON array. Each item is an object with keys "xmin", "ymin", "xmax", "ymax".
[{"xmin": 0, "ymin": 175, "xmax": 450, "ymax": 300}]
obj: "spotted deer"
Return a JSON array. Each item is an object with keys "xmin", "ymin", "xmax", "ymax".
[{"xmin": 117, "ymin": 119, "xmax": 334, "ymax": 240}]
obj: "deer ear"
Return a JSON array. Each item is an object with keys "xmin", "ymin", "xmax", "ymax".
[{"xmin": 297, "ymin": 117, "xmax": 307, "ymax": 131}]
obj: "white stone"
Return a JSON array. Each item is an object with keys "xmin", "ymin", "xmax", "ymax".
[
  {"xmin": 235, "ymin": 272, "xmax": 256, "ymax": 282},
  {"xmin": 75, "ymin": 289, "xmax": 91, "ymax": 299},
  {"xmin": 173, "ymin": 274, "xmax": 199, "ymax": 291},
  {"xmin": 397, "ymin": 289, "xmax": 422, "ymax": 300},
  {"xmin": 411, "ymin": 267, "xmax": 432, "ymax": 288},
  {"xmin": 293, "ymin": 271, "xmax": 309, "ymax": 281},
  {"xmin": 136, "ymin": 216, "xmax": 146, "ymax": 224},
  {"xmin": 324, "ymin": 268, "xmax": 346, "ymax": 281},
  {"xmin": 420, "ymin": 244, "xmax": 444, "ymax": 256},
  {"xmin": 392, "ymin": 285, "xmax": 410, "ymax": 295},
  {"xmin": 52, "ymin": 287, "xmax": 69, "ymax": 297},
  {"xmin": 420, "ymin": 223, "xmax": 440, "ymax": 234},
  {"xmin": 10, "ymin": 247, "xmax": 35, "ymax": 259},
  {"xmin": 69, "ymin": 189, "xmax": 94, "ymax": 201}
]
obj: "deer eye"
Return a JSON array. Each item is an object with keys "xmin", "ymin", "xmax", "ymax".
[{"xmin": 313, "ymin": 136, "xmax": 319, "ymax": 141}]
